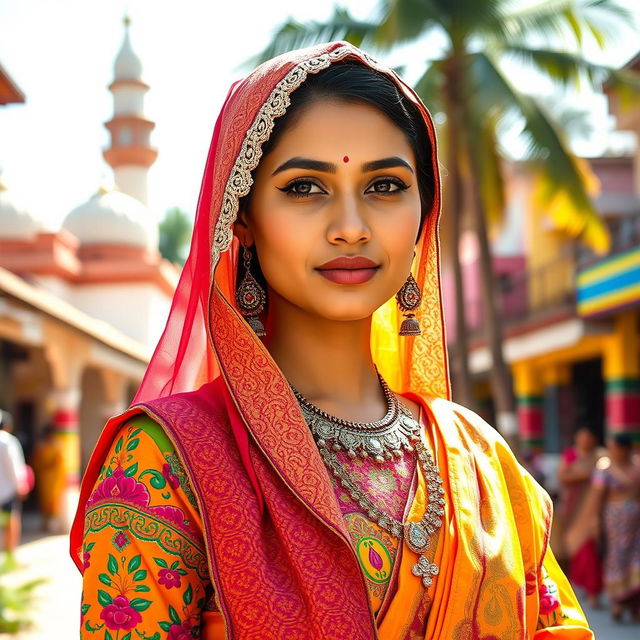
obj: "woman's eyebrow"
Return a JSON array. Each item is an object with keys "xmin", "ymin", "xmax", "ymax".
[
  {"xmin": 271, "ymin": 155, "xmax": 414, "ymax": 176},
  {"xmin": 272, "ymin": 157, "xmax": 336, "ymax": 176},
  {"xmin": 362, "ymin": 157, "xmax": 414, "ymax": 173}
]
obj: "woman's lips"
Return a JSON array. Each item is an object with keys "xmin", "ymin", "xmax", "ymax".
[{"xmin": 315, "ymin": 256, "xmax": 380, "ymax": 285}]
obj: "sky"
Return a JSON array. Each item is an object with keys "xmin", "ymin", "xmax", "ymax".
[{"xmin": 0, "ymin": 0, "xmax": 638, "ymax": 231}]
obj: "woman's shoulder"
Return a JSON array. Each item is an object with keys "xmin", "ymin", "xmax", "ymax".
[
  {"xmin": 89, "ymin": 379, "xmax": 230, "ymax": 475},
  {"xmin": 86, "ymin": 413, "xmax": 204, "ymax": 550},
  {"xmin": 120, "ymin": 413, "xmax": 174, "ymax": 451},
  {"xmin": 420, "ymin": 395, "xmax": 506, "ymax": 450},
  {"xmin": 140, "ymin": 378, "xmax": 229, "ymax": 425},
  {"xmin": 419, "ymin": 394, "xmax": 552, "ymax": 512},
  {"xmin": 94, "ymin": 413, "xmax": 176, "ymax": 476},
  {"xmin": 89, "ymin": 413, "xmax": 199, "ymax": 512},
  {"xmin": 80, "ymin": 418, "xmax": 211, "ymax": 634}
]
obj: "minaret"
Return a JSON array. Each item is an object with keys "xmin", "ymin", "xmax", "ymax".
[{"xmin": 103, "ymin": 16, "xmax": 157, "ymax": 205}]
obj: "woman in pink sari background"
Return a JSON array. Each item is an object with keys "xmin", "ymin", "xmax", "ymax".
[{"xmin": 559, "ymin": 427, "xmax": 605, "ymax": 607}]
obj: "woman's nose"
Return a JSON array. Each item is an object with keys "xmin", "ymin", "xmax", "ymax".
[{"xmin": 326, "ymin": 196, "xmax": 371, "ymax": 245}]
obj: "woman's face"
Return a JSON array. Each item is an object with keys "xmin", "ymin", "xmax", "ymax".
[
  {"xmin": 575, "ymin": 428, "xmax": 596, "ymax": 452},
  {"xmin": 236, "ymin": 99, "xmax": 422, "ymax": 323}
]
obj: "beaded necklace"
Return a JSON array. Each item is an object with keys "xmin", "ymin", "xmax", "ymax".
[{"xmin": 291, "ymin": 377, "xmax": 444, "ymax": 587}]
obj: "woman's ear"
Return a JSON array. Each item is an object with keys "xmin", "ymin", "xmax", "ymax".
[{"xmin": 233, "ymin": 210, "xmax": 254, "ymax": 247}]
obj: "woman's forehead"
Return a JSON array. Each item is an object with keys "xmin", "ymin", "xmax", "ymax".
[{"xmin": 262, "ymin": 100, "xmax": 415, "ymax": 166}]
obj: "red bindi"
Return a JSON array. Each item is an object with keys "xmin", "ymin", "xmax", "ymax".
[{"xmin": 343, "ymin": 155, "xmax": 349, "ymax": 163}]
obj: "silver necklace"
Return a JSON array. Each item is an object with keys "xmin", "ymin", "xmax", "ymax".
[
  {"xmin": 291, "ymin": 374, "xmax": 422, "ymax": 463},
  {"xmin": 291, "ymin": 377, "xmax": 445, "ymax": 587}
]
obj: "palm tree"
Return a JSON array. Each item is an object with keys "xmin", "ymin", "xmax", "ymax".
[{"xmin": 251, "ymin": 0, "xmax": 640, "ymax": 444}]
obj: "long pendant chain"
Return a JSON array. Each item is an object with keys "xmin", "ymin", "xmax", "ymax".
[
  {"xmin": 319, "ymin": 441, "xmax": 444, "ymax": 586},
  {"xmin": 291, "ymin": 378, "xmax": 445, "ymax": 588}
]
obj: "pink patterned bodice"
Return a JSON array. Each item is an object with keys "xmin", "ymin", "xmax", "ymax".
[{"xmin": 325, "ymin": 435, "xmax": 418, "ymax": 614}]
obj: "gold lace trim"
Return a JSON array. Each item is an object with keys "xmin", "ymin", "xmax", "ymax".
[{"xmin": 211, "ymin": 44, "xmax": 385, "ymax": 268}]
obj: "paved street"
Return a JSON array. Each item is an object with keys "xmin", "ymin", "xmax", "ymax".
[
  {"xmin": 580, "ymin": 595, "xmax": 640, "ymax": 640},
  {"xmin": 1, "ymin": 533, "xmax": 81, "ymax": 639},
  {"xmin": 1, "ymin": 520, "xmax": 638, "ymax": 639}
]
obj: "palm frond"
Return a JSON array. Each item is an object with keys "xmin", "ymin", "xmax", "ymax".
[
  {"xmin": 245, "ymin": 8, "xmax": 378, "ymax": 68},
  {"xmin": 432, "ymin": 0, "xmax": 504, "ymax": 41},
  {"xmin": 501, "ymin": 46, "xmax": 640, "ymax": 92},
  {"xmin": 375, "ymin": 0, "xmax": 446, "ymax": 47},
  {"xmin": 532, "ymin": 158, "xmax": 605, "ymax": 252},
  {"xmin": 487, "ymin": 0, "xmax": 632, "ymax": 49},
  {"xmin": 541, "ymin": 99, "xmax": 594, "ymax": 140},
  {"xmin": 467, "ymin": 51, "xmax": 609, "ymax": 252}
]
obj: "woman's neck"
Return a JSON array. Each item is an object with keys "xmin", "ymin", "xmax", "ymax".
[{"xmin": 264, "ymin": 294, "xmax": 386, "ymax": 423}]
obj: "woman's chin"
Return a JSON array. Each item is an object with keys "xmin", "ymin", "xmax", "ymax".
[
  {"xmin": 305, "ymin": 301, "xmax": 385, "ymax": 324},
  {"xmin": 270, "ymin": 283, "xmax": 395, "ymax": 323}
]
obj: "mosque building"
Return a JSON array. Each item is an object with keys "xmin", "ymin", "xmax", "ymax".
[{"xmin": 0, "ymin": 18, "xmax": 178, "ymax": 527}]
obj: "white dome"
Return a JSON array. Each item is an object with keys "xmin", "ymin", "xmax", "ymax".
[
  {"xmin": 63, "ymin": 189, "xmax": 158, "ymax": 250},
  {"xmin": 0, "ymin": 183, "xmax": 42, "ymax": 239},
  {"xmin": 114, "ymin": 25, "xmax": 143, "ymax": 82}
]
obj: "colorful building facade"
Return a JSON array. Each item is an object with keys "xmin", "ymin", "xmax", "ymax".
[{"xmin": 443, "ymin": 71, "xmax": 640, "ymax": 468}]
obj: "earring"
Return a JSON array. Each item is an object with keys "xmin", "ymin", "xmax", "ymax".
[
  {"xmin": 235, "ymin": 246, "xmax": 267, "ymax": 337},
  {"xmin": 396, "ymin": 273, "xmax": 422, "ymax": 336}
]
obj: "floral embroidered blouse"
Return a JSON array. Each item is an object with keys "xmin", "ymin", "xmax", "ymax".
[
  {"xmin": 80, "ymin": 417, "xmax": 222, "ymax": 639},
  {"xmin": 80, "ymin": 415, "xmax": 571, "ymax": 638}
]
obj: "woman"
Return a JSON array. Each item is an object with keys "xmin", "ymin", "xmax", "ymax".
[
  {"xmin": 558, "ymin": 427, "xmax": 604, "ymax": 607},
  {"xmin": 32, "ymin": 425, "xmax": 66, "ymax": 533},
  {"xmin": 72, "ymin": 42, "xmax": 592, "ymax": 639},
  {"xmin": 592, "ymin": 434, "xmax": 640, "ymax": 622}
]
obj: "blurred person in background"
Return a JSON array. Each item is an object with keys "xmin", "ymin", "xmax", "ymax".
[
  {"xmin": 592, "ymin": 434, "xmax": 640, "ymax": 622},
  {"xmin": 0, "ymin": 410, "xmax": 27, "ymax": 570},
  {"xmin": 71, "ymin": 43, "xmax": 592, "ymax": 639},
  {"xmin": 32, "ymin": 425, "xmax": 66, "ymax": 533},
  {"xmin": 559, "ymin": 427, "xmax": 605, "ymax": 608}
]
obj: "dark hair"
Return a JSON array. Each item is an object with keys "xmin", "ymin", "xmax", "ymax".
[
  {"xmin": 612, "ymin": 433, "xmax": 633, "ymax": 450},
  {"xmin": 254, "ymin": 62, "xmax": 434, "ymax": 225},
  {"xmin": 237, "ymin": 62, "xmax": 435, "ymax": 296}
]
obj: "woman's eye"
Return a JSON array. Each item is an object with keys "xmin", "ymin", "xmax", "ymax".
[
  {"xmin": 366, "ymin": 178, "xmax": 409, "ymax": 194},
  {"xmin": 279, "ymin": 179, "xmax": 325, "ymax": 198}
]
